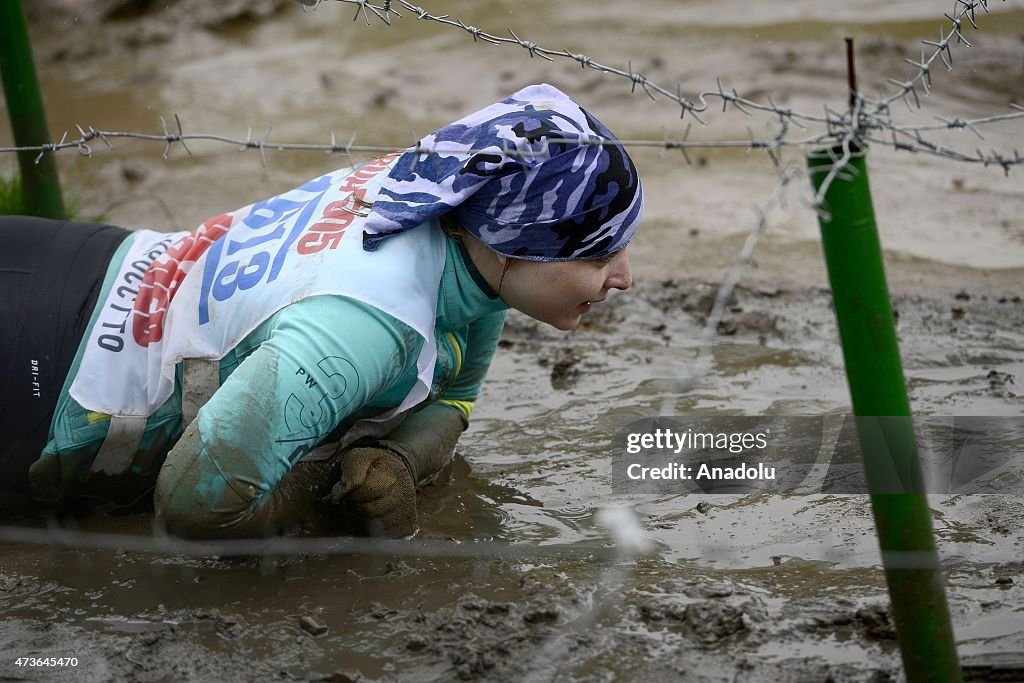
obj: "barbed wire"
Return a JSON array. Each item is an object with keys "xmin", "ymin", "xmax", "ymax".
[
  {"xmin": 660, "ymin": 161, "xmax": 806, "ymax": 403},
  {"xmin": 1, "ymin": 103, "xmax": 1020, "ymax": 174},
  {"xmin": 301, "ymin": 0, "xmax": 833, "ymax": 127},
  {"xmin": 863, "ymin": 105, "xmax": 1024, "ymax": 174},
  {"xmin": 1, "ymin": 0, "xmax": 1020, "ymax": 176},
  {"xmin": 298, "ymin": 0, "xmax": 1014, "ymax": 141},
  {"xmin": 867, "ymin": 0, "xmax": 1006, "ymax": 116},
  {"xmin": 2, "ymin": 0, "xmax": 1020, "ymax": 180},
  {"xmin": 0, "ymin": 521, "xmax": 616, "ymax": 560},
  {"xmin": 0, "ymin": 520, "xmax": 995, "ymax": 570},
  {"xmin": 292, "ymin": 0, "xmax": 1023, "ymax": 197},
  {"xmin": 0, "ymin": 116, "xmax": 839, "ymax": 166}
]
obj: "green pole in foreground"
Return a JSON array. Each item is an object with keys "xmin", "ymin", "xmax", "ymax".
[
  {"xmin": 807, "ymin": 143, "xmax": 961, "ymax": 682},
  {"xmin": 0, "ymin": 0, "xmax": 65, "ymax": 218}
]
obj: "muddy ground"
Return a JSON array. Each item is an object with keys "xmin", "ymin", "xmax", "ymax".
[
  {"xmin": 2, "ymin": 277, "xmax": 1022, "ymax": 682},
  {"xmin": 2, "ymin": 1, "xmax": 1024, "ymax": 681}
]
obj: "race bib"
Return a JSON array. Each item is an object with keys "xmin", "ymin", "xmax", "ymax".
[{"xmin": 71, "ymin": 155, "xmax": 446, "ymax": 419}]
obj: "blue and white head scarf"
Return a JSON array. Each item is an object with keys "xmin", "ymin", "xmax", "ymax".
[{"xmin": 362, "ymin": 83, "xmax": 644, "ymax": 260}]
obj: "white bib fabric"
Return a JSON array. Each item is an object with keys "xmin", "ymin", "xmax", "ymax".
[{"xmin": 71, "ymin": 156, "xmax": 446, "ymax": 420}]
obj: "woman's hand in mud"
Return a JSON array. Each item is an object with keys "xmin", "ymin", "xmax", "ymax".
[{"xmin": 328, "ymin": 446, "xmax": 418, "ymax": 538}]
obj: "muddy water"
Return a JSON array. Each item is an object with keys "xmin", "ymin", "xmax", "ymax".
[{"xmin": 2, "ymin": 1, "xmax": 1024, "ymax": 681}]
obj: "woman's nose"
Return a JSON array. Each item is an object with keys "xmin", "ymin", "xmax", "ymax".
[{"xmin": 606, "ymin": 250, "xmax": 632, "ymax": 291}]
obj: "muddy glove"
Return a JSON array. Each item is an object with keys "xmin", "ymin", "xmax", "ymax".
[
  {"xmin": 327, "ymin": 402, "xmax": 467, "ymax": 537},
  {"xmin": 328, "ymin": 446, "xmax": 418, "ymax": 537}
]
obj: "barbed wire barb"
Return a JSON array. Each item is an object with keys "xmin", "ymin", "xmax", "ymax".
[
  {"xmin": 92, "ymin": 124, "xmax": 114, "ymax": 151},
  {"xmin": 158, "ymin": 115, "xmax": 187, "ymax": 160},
  {"xmin": 676, "ymin": 84, "xmax": 704, "ymax": 125},
  {"xmin": 507, "ymin": 28, "xmax": 552, "ymax": 61},
  {"xmin": 565, "ymin": 49, "xmax": 591, "ymax": 70},
  {"xmin": 922, "ymin": 26, "xmax": 955, "ymax": 70},
  {"xmin": 258, "ymin": 125, "xmax": 273, "ymax": 167},
  {"xmin": 678, "ymin": 124, "xmax": 693, "ymax": 165},
  {"xmin": 627, "ymin": 61, "xmax": 657, "ymax": 101},
  {"xmin": 768, "ymin": 95, "xmax": 807, "ymax": 132},
  {"xmin": 174, "ymin": 113, "xmax": 193, "ymax": 159},
  {"xmin": 956, "ymin": 0, "xmax": 980, "ymax": 29},
  {"xmin": 765, "ymin": 132, "xmax": 782, "ymax": 169},
  {"xmin": 380, "ymin": 0, "xmax": 400, "ymax": 23},
  {"xmin": 936, "ymin": 115, "xmax": 984, "ymax": 140},
  {"xmin": 944, "ymin": 11, "xmax": 973, "ymax": 46},
  {"xmin": 71, "ymin": 126, "xmax": 93, "ymax": 158},
  {"xmin": 745, "ymin": 126, "xmax": 758, "ymax": 157},
  {"xmin": 716, "ymin": 78, "xmax": 729, "ymax": 113},
  {"xmin": 344, "ymin": 132, "xmax": 359, "ymax": 169},
  {"xmin": 408, "ymin": 131, "xmax": 422, "ymax": 171},
  {"xmin": 33, "ymin": 132, "xmax": 61, "ymax": 165},
  {"xmin": 457, "ymin": 20, "xmax": 497, "ymax": 45},
  {"xmin": 904, "ymin": 49, "xmax": 933, "ymax": 95}
]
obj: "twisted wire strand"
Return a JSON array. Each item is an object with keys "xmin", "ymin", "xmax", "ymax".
[
  {"xmin": 0, "ymin": 123, "xmax": 836, "ymax": 164},
  {"xmin": 0, "ymin": 521, "xmax": 978, "ymax": 569},
  {"xmin": 0, "ymin": 522, "xmax": 615, "ymax": 560},
  {"xmin": 1, "ymin": 109, "xmax": 1020, "ymax": 170},
  {"xmin": 657, "ymin": 160, "xmax": 804, "ymax": 407}
]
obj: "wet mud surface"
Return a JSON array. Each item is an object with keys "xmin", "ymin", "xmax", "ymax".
[
  {"xmin": 2, "ymin": 1, "xmax": 1024, "ymax": 681},
  {"xmin": 3, "ymin": 278, "xmax": 1024, "ymax": 682}
]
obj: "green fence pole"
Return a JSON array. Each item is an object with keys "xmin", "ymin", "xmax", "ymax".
[
  {"xmin": 807, "ymin": 143, "xmax": 962, "ymax": 682},
  {"xmin": 0, "ymin": 0, "xmax": 65, "ymax": 218}
]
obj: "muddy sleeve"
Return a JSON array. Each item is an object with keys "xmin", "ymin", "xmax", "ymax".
[
  {"xmin": 154, "ymin": 294, "xmax": 418, "ymax": 538},
  {"xmin": 371, "ymin": 401, "xmax": 466, "ymax": 488},
  {"xmin": 435, "ymin": 309, "xmax": 508, "ymax": 423}
]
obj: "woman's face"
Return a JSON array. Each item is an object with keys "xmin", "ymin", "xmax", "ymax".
[{"xmin": 499, "ymin": 247, "xmax": 633, "ymax": 330}]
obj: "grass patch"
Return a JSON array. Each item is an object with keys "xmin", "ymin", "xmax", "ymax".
[
  {"xmin": 0, "ymin": 172, "xmax": 27, "ymax": 215},
  {"xmin": 0, "ymin": 167, "xmax": 100, "ymax": 221}
]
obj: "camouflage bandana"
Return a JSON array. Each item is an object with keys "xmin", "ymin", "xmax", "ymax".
[{"xmin": 361, "ymin": 83, "xmax": 643, "ymax": 260}]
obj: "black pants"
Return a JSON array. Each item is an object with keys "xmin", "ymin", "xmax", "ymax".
[{"xmin": 0, "ymin": 216, "xmax": 129, "ymax": 495}]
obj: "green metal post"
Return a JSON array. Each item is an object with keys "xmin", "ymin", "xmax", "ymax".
[
  {"xmin": 807, "ymin": 143, "xmax": 962, "ymax": 682},
  {"xmin": 0, "ymin": 0, "xmax": 65, "ymax": 218}
]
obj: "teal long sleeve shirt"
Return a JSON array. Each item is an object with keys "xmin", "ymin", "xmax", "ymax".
[{"xmin": 30, "ymin": 231, "xmax": 508, "ymax": 505}]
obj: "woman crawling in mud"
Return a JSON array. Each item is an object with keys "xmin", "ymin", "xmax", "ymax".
[{"xmin": 0, "ymin": 84, "xmax": 643, "ymax": 539}]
